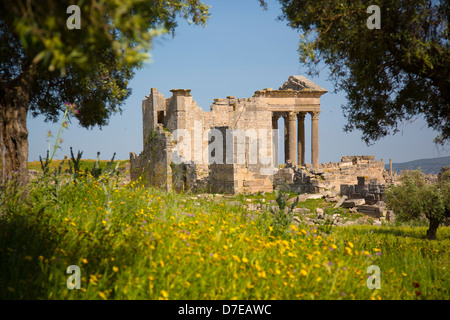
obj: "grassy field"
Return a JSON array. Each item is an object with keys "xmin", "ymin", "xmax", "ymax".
[{"xmin": 0, "ymin": 171, "xmax": 449, "ymax": 300}]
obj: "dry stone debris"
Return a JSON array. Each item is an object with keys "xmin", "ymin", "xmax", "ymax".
[
  {"xmin": 333, "ymin": 195, "xmax": 348, "ymax": 208},
  {"xmin": 342, "ymin": 198, "xmax": 366, "ymax": 208},
  {"xmin": 316, "ymin": 208, "xmax": 324, "ymax": 219}
]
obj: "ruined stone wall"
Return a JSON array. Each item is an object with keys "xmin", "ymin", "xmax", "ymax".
[
  {"xmin": 134, "ymin": 91, "xmax": 392, "ymax": 197},
  {"xmin": 208, "ymin": 164, "xmax": 236, "ymax": 193},
  {"xmin": 316, "ymin": 156, "xmax": 389, "ymax": 191},
  {"xmin": 142, "ymin": 88, "xmax": 166, "ymax": 144},
  {"xmin": 274, "ymin": 156, "xmax": 391, "ymax": 195},
  {"xmin": 130, "ymin": 89, "xmax": 276, "ymax": 194},
  {"xmin": 204, "ymin": 98, "xmax": 275, "ymax": 193},
  {"xmin": 130, "ymin": 76, "xmax": 335, "ymax": 194},
  {"xmin": 133, "ymin": 87, "xmax": 391, "ymax": 196},
  {"xmin": 130, "ymin": 125, "xmax": 173, "ymax": 191},
  {"xmin": 340, "ymin": 176, "xmax": 386, "ymax": 204}
]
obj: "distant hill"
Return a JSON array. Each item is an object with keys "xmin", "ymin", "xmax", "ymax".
[{"xmin": 386, "ymin": 156, "xmax": 450, "ymax": 175}]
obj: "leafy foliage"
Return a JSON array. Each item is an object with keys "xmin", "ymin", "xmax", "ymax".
[
  {"xmin": 271, "ymin": 0, "xmax": 450, "ymax": 145},
  {"xmin": 0, "ymin": 0, "xmax": 209, "ymax": 178},
  {"xmin": 1, "ymin": 0, "xmax": 209, "ymax": 74},
  {"xmin": 68, "ymin": 147, "xmax": 84, "ymax": 182},
  {"xmin": 1, "ymin": 1, "xmax": 209, "ymax": 128},
  {"xmin": 385, "ymin": 170, "xmax": 450, "ymax": 239},
  {"xmin": 270, "ymin": 188, "xmax": 299, "ymax": 236}
]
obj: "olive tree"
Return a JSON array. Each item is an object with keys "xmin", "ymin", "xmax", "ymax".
[
  {"xmin": 262, "ymin": 0, "xmax": 450, "ymax": 146},
  {"xmin": 0, "ymin": 0, "xmax": 209, "ymax": 183},
  {"xmin": 385, "ymin": 170, "xmax": 450, "ymax": 240}
]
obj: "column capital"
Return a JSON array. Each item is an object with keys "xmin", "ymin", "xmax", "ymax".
[
  {"xmin": 309, "ymin": 111, "xmax": 321, "ymax": 120},
  {"xmin": 288, "ymin": 111, "xmax": 298, "ymax": 121}
]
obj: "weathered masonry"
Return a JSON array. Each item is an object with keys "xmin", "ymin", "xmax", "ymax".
[
  {"xmin": 129, "ymin": 76, "xmax": 330, "ymax": 193},
  {"xmin": 256, "ymin": 76, "xmax": 327, "ymax": 169},
  {"xmin": 130, "ymin": 76, "xmax": 391, "ymax": 194}
]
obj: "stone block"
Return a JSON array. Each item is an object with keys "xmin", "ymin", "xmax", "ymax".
[
  {"xmin": 334, "ymin": 195, "xmax": 348, "ymax": 208},
  {"xmin": 316, "ymin": 208, "xmax": 324, "ymax": 219},
  {"xmin": 365, "ymin": 194, "xmax": 376, "ymax": 201},
  {"xmin": 357, "ymin": 176, "xmax": 366, "ymax": 185},
  {"xmin": 342, "ymin": 198, "xmax": 366, "ymax": 208},
  {"xmin": 243, "ymin": 179, "xmax": 265, "ymax": 187},
  {"xmin": 355, "ymin": 185, "xmax": 369, "ymax": 194},
  {"xmin": 357, "ymin": 205, "xmax": 382, "ymax": 218},
  {"xmin": 339, "ymin": 162, "xmax": 353, "ymax": 168},
  {"xmin": 306, "ymin": 194, "xmax": 323, "ymax": 200},
  {"xmin": 340, "ymin": 184, "xmax": 354, "ymax": 196}
]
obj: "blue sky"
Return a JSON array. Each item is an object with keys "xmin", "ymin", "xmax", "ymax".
[{"xmin": 27, "ymin": 0, "xmax": 450, "ymax": 165}]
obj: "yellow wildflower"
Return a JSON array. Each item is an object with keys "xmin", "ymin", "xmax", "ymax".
[{"xmin": 98, "ymin": 291, "xmax": 107, "ymax": 300}]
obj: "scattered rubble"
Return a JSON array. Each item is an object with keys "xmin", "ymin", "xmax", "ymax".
[
  {"xmin": 316, "ymin": 208, "xmax": 324, "ymax": 219},
  {"xmin": 210, "ymin": 194, "xmax": 394, "ymax": 228},
  {"xmin": 342, "ymin": 198, "xmax": 366, "ymax": 208},
  {"xmin": 333, "ymin": 195, "xmax": 347, "ymax": 209}
]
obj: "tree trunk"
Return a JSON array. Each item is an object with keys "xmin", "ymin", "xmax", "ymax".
[
  {"xmin": 426, "ymin": 218, "xmax": 440, "ymax": 240},
  {"xmin": 0, "ymin": 64, "xmax": 35, "ymax": 185}
]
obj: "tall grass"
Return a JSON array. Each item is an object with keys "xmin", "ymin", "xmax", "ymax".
[
  {"xmin": 0, "ymin": 173, "xmax": 449, "ymax": 300},
  {"xmin": 333, "ymin": 226, "xmax": 450, "ymax": 299}
]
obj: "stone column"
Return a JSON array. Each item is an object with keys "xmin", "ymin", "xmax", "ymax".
[
  {"xmin": 272, "ymin": 115, "xmax": 279, "ymax": 168},
  {"xmin": 297, "ymin": 112, "xmax": 306, "ymax": 166},
  {"xmin": 283, "ymin": 113, "xmax": 289, "ymax": 165},
  {"xmin": 310, "ymin": 111, "xmax": 320, "ymax": 168},
  {"xmin": 288, "ymin": 112, "xmax": 297, "ymax": 166}
]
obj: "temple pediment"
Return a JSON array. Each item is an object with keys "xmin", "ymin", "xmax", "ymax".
[
  {"xmin": 279, "ymin": 75, "xmax": 328, "ymax": 93},
  {"xmin": 254, "ymin": 75, "xmax": 327, "ymax": 98}
]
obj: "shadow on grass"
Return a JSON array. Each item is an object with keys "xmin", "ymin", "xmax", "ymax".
[
  {"xmin": 0, "ymin": 208, "xmax": 61, "ymax": 299},
  {"xmin": 348, "ymin": 225, "xmax": 450, "ymax": 241}
]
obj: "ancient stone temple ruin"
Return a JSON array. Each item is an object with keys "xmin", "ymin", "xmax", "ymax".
[{"xmin": 130, "ymin": 76, "xmax": 392, "ymax": 194}]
